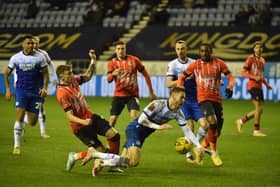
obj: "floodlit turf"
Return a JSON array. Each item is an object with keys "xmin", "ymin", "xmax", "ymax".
[{"xmin": 0, "ymin": 95, "xmax": 279, "ymax": 187}]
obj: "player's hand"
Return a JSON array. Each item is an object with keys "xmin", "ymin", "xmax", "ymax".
[
  {"xmin": 112, "ymin": 68, "xmax": 120, "ymax": 76},
  {"xmin": 159, "ymin": 123, "xmax": 173, "ymax": 130},
  {"xmin": 267, "ymin": 84, "xmax": 272, "ymax": 90},
  {"xmin": 150, "ymin": 92, "xmax": 157, "ymax": 100},
  {"xmin": 254, "ymin": 75, "xmax": 262, "ymax": 82},
  {"xmin": 225, "ymin": 88, "xmax": 233, "ymax": 98},
  {"xmin": 89, "ymin": 49, "xmax": 96, "ymax": 61},
  {"xmin": 39, "ymin": 88, "xmax": 48, "ymax": 97},
  {"xmin": 5, "ymin": 89, "xmax": 12, "ymax": 101},
  {"xmin": 85, "ymin": 118, "xmax": 92, "ymax": 126}
]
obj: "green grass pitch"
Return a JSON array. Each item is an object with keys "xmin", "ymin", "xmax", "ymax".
[{"xmin": 0, "ymin": 95, "xmax": 279, "ymax": 187}]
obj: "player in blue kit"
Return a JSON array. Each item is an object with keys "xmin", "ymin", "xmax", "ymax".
[
  {"xmin": 166, "ymin": 40, "xmax": 208, "ymax": 163},
  {"xmin": 14, "ymin": 36, "xmax": 57, "ymax": 138},
  {"xmin": 120, "ymin": 87, "xmax": 204, "ymax": 167},
  {"xmin": 4, "ymin": 35, "xmax": 49, "ymax": 155}
]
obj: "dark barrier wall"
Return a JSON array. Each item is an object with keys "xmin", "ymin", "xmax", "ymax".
[
  {"xmin": 0, "ymin": 26, "xmax": 125, "ymax": 60},
  {"xmin": 0, "ymin": 26, "xmax": 279, "ymax": 61},
  {"xmin": 127, "ymin": 26, "xmax": 280, "ymax": 61}
]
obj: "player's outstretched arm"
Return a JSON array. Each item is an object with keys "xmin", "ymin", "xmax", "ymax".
[
  {"xmin": 142, "ymin": 69, "xmax": 156, "ymax": 100},
  {"xmin": 83, "ymin": 49, "xmax": 97, "ymax": 82}
]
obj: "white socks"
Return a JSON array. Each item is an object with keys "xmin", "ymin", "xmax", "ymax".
[
  {"xmin": 38, "ymin": 109, "xmax": 46, "ymax": 134},
  {"xmin": 197, "ymin": 127, "xmax": 207, "ymax": 142},
  {"xmin": 14, "ymin": 121, "xmax": 24, "ymax": 148},
  {"xmin": 92, "ymin": 151, "xmax": 120, "ymax": 160}
]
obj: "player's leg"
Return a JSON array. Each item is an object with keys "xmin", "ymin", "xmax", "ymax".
[
  {"xmin": 197, "ymin": 122, "xmax": 208, "ymax": 142},
  {"xmin": 236, "ymin": 88, "xmax": 259, "ymax": 133},
  {"xmin": 109, "ymin": 97, "xmax": 125, "ymax": 127},
  {"xmin": 13, "ymin": 107, "xmax": 26, "ymax": 155},
  {"xmin": 121, "ymin": 120, "xmax": 143, "ymax": 167},
  {"xmin": 66, "ymin": 150, "xmax": 88, "ymax": 172},
  {"xmin": 236, "ymin": 110, "xmax": 255, "ymax": 133},
  {"xmin": 193, "ymin": 102, "xmax": 208, "ymax": 142},
  {"xmin": 105, "ymin": 127, "xmax": 120, "ymax": 154},
  {"xmin": 126, "ymin": 146, "xmax": 141, "ymax": 167},
  {"xmin": 127, "ymin": 97, "xmax": 140, "ymax": 122},
  {"xmin": 199, "ymin": 101, "xmax": 222, "ymax": 166},
  {"xmin": 67, "ymin": 125, "xmax": 102, "ymax": 171},
  {"xmin": 38, "ymin": 104, "xmax": 50, "ymax": 138},
  {"xmin": 25, "ymin": 95, "xmax": 42, "ymax": 126},
  {"xmin": 252, "ymin": 100, "xmax": 266, "ymax": 136},
  {"xmin": 185, "ymin": 119, "xmax": 196, "ymax": 163}
]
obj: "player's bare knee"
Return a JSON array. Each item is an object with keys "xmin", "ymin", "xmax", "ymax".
[{"xmin": 30, "ymin": 121, "xmax": 37, "ymax": 126}]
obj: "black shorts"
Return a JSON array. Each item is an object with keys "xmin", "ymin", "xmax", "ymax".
[
  {"xmin": 249, "ymin": 88, "xmax": 264, "ymax": 101},
  {"xmin": 74, "ymin": 114, "xmax": 112, "ymax": 148},
  {"xmin": 199, "ymin": 100, "xmax": 224, "ymax": 133},
  {"xmin": 110, "ymin": 96, "xmax": 140, "ymax": 115}
]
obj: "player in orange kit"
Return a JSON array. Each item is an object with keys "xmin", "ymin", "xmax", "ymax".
[
  {"xmin": 236, "ymin": 41, "xmax": 272, "ymax": 136},
  {"xmin": 178, "ymin": 43, "xmax": 235, "ymax": 166}
]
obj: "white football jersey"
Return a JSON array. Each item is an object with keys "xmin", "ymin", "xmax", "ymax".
[{"xmin": 141, "ymin": 99, "xmax": 186, "ymax": 126}]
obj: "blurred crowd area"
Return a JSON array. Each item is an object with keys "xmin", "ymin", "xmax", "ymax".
[{"xmin": 0, "ymin": 0, "xmax": 279, "ymax": 28}]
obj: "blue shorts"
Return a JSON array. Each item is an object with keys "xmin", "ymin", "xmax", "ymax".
[
  {"xmin": 123, "ymin": 120, "xmax": 155, "ymax": 149},
  {"xmin": 15, "ymin": 89, "xmax": 43, "ymax": 114},
  {"xmin": 181, "ymin": 100, "xmax": 204, "ymax": 121}
]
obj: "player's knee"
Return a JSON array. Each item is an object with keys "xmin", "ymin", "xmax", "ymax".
[
  {"xmin": 207, "ymin": 116, "xmax": 217, "ymax": 125},
  {"xmin": 29, "ymin": 120, "xmax": 37, "ymax": 126},
  {"xmin": 109, "ymin": 133, "xmax": 120, "ymax": 142},
  {"xmin": 109, "ymin": 117, "xmax": 117, "ymax": 126}
]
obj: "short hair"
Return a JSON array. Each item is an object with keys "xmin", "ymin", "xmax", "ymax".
[
  {"xmin": 176, "ymin": 40, "xmax": 186, "ymax": 45},
  {"xmin": 22, "ymin": 35, "xmax": 34, "ymax": 41},
  {"xmin": 253, "ymin": 41, "xmax": 263, "ymax": 48},
  {"xmin": 56, "ymin": 65, "xmax": 72, "ymax": 78},
  {"xmin": 200, "ymin": 43, "xmax": 213, "ymax": 53},
  {"xmin": 113, "ymin": 41, "xmax": 125, "ymax": 47},
  {"xmin": 33, "ymin": 36, "xmax": 40, "ymax": 43},
  {"xmin": 170, "ymin": 86, "xmax": 185, "ymax": 95}
]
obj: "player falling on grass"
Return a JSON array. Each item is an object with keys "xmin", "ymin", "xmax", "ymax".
[
  {"xmin": 236, "ymin": 41, "xmax": 272, "ymax": 136},
  {"xmin": 166, "ymin": 40, "xmax": 208, "ymax": 163},
  {"xmin": 107, "ymin": 41, "xmax": 156, "ymax": 129},
  {"xmin": 56, "ymin": 50, "xmax": 128, "ymax": 176},
  {"xmin": 4, "ymin": 35, "xmax": 49, "ymax": 155},
  {"xmin": 178, "ymin": 43, "xmax": 235, "ymax": 166},
  {"xmin": 13, "ymin": 36, "xmax": 57, "ymax": 139},
  {"xmin": 83, "ymin": 87, "xmax": 203, "ymax": 167}
]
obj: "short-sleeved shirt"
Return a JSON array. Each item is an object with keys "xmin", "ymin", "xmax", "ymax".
[
  {"xmin": 9, "ymin": 50, "xmax": 47, "ymax": 93},
  {"xmin": 107, "ymin": 55, "xmax": 145, "ymax": 97},
  {"xmin": 123, "ymin": 99, "xmax": 186, "ymax": 148},
  {"xmin": 166, "ymin": 57, "xmax": 197, "ymax": 101},
  {"xmin": 242, "ymin": 54, "xmax": 265, "ymax": 90},
  {"xmin": 56, "ymin": 76, "xmax": 93, "ymax": 133},
  {"xmin": 184, "ymin": 58, "xmax": 231, "ymax": 104}
]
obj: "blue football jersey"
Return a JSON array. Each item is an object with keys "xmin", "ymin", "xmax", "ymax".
[{"xmin": 9, "ymin": 50, "xmax": 48, "ymax": 92}]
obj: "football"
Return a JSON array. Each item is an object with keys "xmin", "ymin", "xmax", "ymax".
[{"xmin": 175, "ymin": 137, "xmax": 192, "ymax": 154}]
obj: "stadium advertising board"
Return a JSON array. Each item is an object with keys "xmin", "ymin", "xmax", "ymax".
[
  {"xmin": 0, "ymin": 75, "xmax": 279, "ymax": 101},
  {"xmin": 0, "ymin": 27, "xmax": 125, "ymax": 60},
  {"xmin": 127, "ymin": 26, "xmax": 280, "ymax": 62},
  {"xmin": 0, "ymin": 26, "xmax": 279, "ymax": 61}
]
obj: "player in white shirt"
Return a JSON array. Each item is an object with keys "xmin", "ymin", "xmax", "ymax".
[
  {"xmin": 13, "ymin": 36, "xmax": 57, "ymax": 138},
  {"xmin": 166, "ymin": 40, "xmax": 208, "ymax": 163},
  {"xmin": 120, "ymin": 87, "xmax": 204, "ymax": 167}
]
